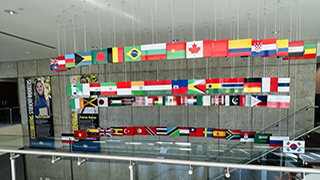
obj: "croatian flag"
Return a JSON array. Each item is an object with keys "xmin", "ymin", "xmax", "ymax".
[{"xmin": 250, "ymin": 38, "xmax": 277, "ymax": 57}]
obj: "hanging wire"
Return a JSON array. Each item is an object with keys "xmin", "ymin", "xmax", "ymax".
[
  {"xmin": 237, "ymin": 0, "xmax": 240, "ymax": 39},
  {"xmin": 214, "ymin": 0, "xmax": 217, "ymax": 40},
  {"xmin": 274, "ymin": 0, "xmax": 278, "ymax": 38},
  {"xmin": 138, "ymin": 0, "xmax": 142, "ymax": 80},
  {"xmin": 257, "ymin": 0, "xmax": 260, "ymax": 39},
  {"xmin": 171, "ymin": 0, "xmax": 175, "ymax": 40},
  {"xmin": 192, "ymin": 0, "xmax": 195, "ymax": 41},
  {"xmin": 289, "ymin": 0, "xmax": 293, "ymax": 41},
  {"xmin": 246, "ymin": 2, "xmax": 251, "ymax": 78},
  {"xmin": 263, "ymin": 0, "xmax": 267, "ymax": 77},
  {"xmin": 56, "ymin": 17, "xmax": 61, "ymax": 56},
  {"xmin": 97, "ymin": 0, "xmax": 103, "ymax": 49},
  {"xmin": 71, "ymin": 6, "xmax": 77, "ymax": 53},
  {"xmin": 154, "ymin": 0, "xmax": 158, "ymax": 43},
  {"xmin": 151, "ymin": 2, "xmax": 154, "ymax": 44},
  {"xmin": 121, "ymin": 1, "xmax": 127, "ymax": 82},
  {"xmin": 299, "ymin": 0, "xmax": 302, "ymax": 41},
  {"xmin": 132, "ymin": 0, "xmax": 135, "ymax": 46},
  {"xmin": 82, "ymin": 0, "xmax": 87, "ymax": 51}
]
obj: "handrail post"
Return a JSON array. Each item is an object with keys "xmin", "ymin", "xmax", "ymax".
[
  {"xmin": 9, "ymin": 153, "xmax": 20, "ymax": 180},
  {"xmin": 10, "ymin": 108, "xmax": 13, "ymax": 125}
]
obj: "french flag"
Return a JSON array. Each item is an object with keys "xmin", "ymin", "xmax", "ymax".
[{"xmin": 250, "ymin": 38, "xmax": 277, "ymax": 57}]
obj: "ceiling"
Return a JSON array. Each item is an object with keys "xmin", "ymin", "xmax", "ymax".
[{"xmin": 0, "ymin": 0, "xmax": 319, "ymax": 62}]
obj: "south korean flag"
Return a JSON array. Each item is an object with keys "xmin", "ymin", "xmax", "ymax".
[{"xmin": 283, "ymin": 140, "xmax": 305, "ymax": 154}]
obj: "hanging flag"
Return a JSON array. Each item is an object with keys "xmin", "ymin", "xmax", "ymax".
[
  {"xmin": 203, "ymin": 128, "xmax": 213, "ymax": 137},
  {"xmin": 267, "ymin": 95, "xmax": 290, "ymax": 109},
  {"xmin": 225, "ymin": 95, "xmax": 239, "ymax": 106},
  {"xmin": 116, "ymin": 81, "xmax": 132, "ymax": 95},
  {"xmin": 244, "ymin": 78, "xmax": 262, "ymax": 92},
  {"xmin": 108, "ymin": 97, "xmax": 133, "ymax": 106},
  {"xmin": 145, "ymin": 126, "xmax": 157, "ymax": 136},
  {"xmin": 144, "ymin": 80, "xmax": 172, "ymax": 95},
  {"xmin": 75, "ymin": 51, "xmax": 92, "ymax": 67},
  {"xmin": 251, "ymin": 95, "xmax": 267, "ymax": 107},
  {"xmin": 67, "ymin": 84, "xmax": 77, "ymax": 96},
  {"xmin": 123, "ymin": 127, "xmax": 135, "ymax": 136},
  {"xmin": 50, "ymin": 58, "xmax": 58, "ymax": 71},
  {"xmin": 57, "ymin": 56, "xmax": 66, "ymax": 69},
  {"xmin": 98, "ymin": 97, "xmax": 108, "ymax": 107},
  {"xmin": 228, "ymin": 39, "xmax": 252, "ymax": 57},
  {"xmin": 186, "ymin": 96, "xmax": 197, "ymax": 106},
  {"xmin": 278, "ymin": 78, "xmax": 290, "ymax": 92},
  {"xmin": 70, "ymin": 98, "xmax": 84, "ymax": 109},
  {"xmin": 282, "ymin": 41, "xmax": 304, "ymax": 59},
  {"xmin": 132, "ymin": 96, "xmax": 148, "ymax": 106},
  {"xmin": 99, "ymin": 127, "xmax": 113, "ymax": 137},
  {"xmin": 262, "ymin": 77, "xmax": 278, "ymax": 92},
  {"xmin": 226, "ymin": 129, "xmax": 241, "ymax": 140},
  {"xmin": 134, "ymin": 126, "xmax": 146, "ymax": 135},
  {"xmin": 112, "ymin": 127, "xmax": 123, "ymax": 136},
  {"xmin": 156, "ymin": 127, "xmax": 167, "ymax": 136},
  {"xmin": 172, "ymin": 79, "xmax": 188, "ymax": 94},
  {"xmin": 269, "ymin": 136, "xmax": 289, "ymax": 147},
  {"xmin": 250, "ymin": 38, "xmax": 277, "ymax": 57},
  {"xmin": 263, "ymin": 39, "xmax": 289, "ymax": 57},
  {"xmin": 74, "ymin": 130, "xmax": 87, "ymax": 140},
  {"xmin": 167, "ymin": 127, "xmax": 180, "ymax": 136},
  {"xmin": 61, "ymin": 133, "xmax": 75, "ymax": 143},
  {"xmin": 206, "ymin": 79, "xmax": 222, "ymax": 93},
  {"xmin": 188, "ymin": 79, "xmax": 206, "ymax": 94},
  {"xmin": 141, "ymin": 43, "xmax": 166, "ymax": 61},
  {"xmin": 110, "ymin": 47, "xmax": 124, "ymax": 63},
  {"xmin": 179, "ymin": 127, "xmax": 190, "ymax": 136},
  {"xmin": 131, "ymin": 81, "xmax": 145, "ymax": 95},
  {"xmin": 203, "ymin": 39, "xmax": 229, "ymax": 57},
  {"xmin": 147, "ymin": 96, "xmax": 163, "ymax": 106},
  {"xmin": 124, "ymin": 46, "xmax": 142, "ymax": 62},
  {"xmin": 284, "ymin": 43, "xmax": 316, "ymax": 60},
  {"xmin": 221, "ymin": 78, "xmax": 244, "ymax": 93},
  {"xmin": 92, "ymin": 49, "xmax": 108, "ymax": 64},
  {"xmin": 100, "ymin": 82, "xmax": 117, "ymax": 95},
  {"xmin": 189, "ymin": 127, "xmax": 203, "ymax": 137},
  {"xmin": 196, "ymin": 96, "xmax": 211, "ymax": 106},
  {"xmin": 166, "ymin": 42, "xmax": 186, "ymax": 59},
  {"xmin": 186, "ymin": 41, "xmax": 204, "ymax": 58},
  {"xmin": 239, "ymin": 95, "xmax": 251, "ymax": 107},
  {"xmin": 283, "ymin": 140, "xmax": 305, "ymax": 153},
  {"xmin": 212, "ymin": 95, "xmax": 225, "ymax": 106},
  {"xmin": 254, "ymin": 133, "xmax": 272, "ymax": 144},
  {"xmin": 87, "ymin": 129, "xmax": 100, "ymax": 138},
  {"xmin": 83, "ymin": 97, "xmax": 98, "ymax": 108},
  {"xmin": 65, "ymin": 54, "xmax": 76, "ymax": 68},
  {"xmin": 76, "ymin": 83, "xmax": 90, "ymax": 96},
  {"xmin": 240, "ymin": 131, "xmax": 256, "ymax": 142},
  {"xmin": 90, "ymin": 82, "xmax": 101, "ymax": 96},
  {"xmin": 213, "ymin": 129, "xmax": 227, "ymax": 139}
]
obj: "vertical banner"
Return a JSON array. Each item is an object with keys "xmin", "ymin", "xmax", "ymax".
[{"xmin": 25, "ymin": 76, "xmax": 54, "ymax": 149}]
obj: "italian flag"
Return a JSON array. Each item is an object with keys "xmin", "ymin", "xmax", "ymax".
[{"xmin": 141, "ymin": 43, "xmax": 166, "ymax": 61}]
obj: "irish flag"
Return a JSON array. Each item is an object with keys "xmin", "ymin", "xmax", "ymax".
[{"xmin": 141, "ymin": 43, "xmax": 166, "ymax": 61}]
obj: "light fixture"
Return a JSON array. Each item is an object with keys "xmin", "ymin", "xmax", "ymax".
[
  {"xmin": 77, "ymin": 157, "xmax": 86, "ymax": 166},
  {"xmin": 4, "ymin": 10, "xmax": 18, "ymax": 15},
  {"xmin": 188, "ymin": 165, "xmax": 193, "ymax": 175},
  {"xmin": 225, "ymin": 167, "xmax": 230, "ymax": 178},
  {"xmin": 51, "ymin": 155, "xmax": 61, "ymax": 164}
]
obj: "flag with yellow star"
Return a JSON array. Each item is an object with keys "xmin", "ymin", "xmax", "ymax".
[{"xmin": 166, "ymin": 42, "xmax": 186, "ymax": 59}]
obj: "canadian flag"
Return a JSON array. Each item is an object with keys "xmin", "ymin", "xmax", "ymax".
[{"xmin": 186, "ymin": 41, "xmax": 203, "ymax": 58}]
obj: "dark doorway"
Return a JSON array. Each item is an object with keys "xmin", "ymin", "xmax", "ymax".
[{"xmin": 0, "ymin": 78, "xmax": 20, "ymax": 125}]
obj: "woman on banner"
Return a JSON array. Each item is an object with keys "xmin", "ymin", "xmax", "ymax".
[{"xmin": 34, "ymin": 79, "xmax": 51, "ymax": 116}]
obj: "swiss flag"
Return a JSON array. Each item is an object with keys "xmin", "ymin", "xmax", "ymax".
[
  {"xmin": 123, "ymin": 127, "xmax": 134, "ymax": 136},
  {"xmin": 134, "ymin": 126, "xmax": 146, "ymax": 135}
]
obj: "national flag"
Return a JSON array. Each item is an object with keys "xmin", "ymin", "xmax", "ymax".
[
  {"xmin": 134, "ymin": 126, "xmax": 146, "ymax": 135},
  {"xmin": 145, "ymin": 126, "xmax": 157, "ymax": 136},
  {"xmin": 262, "ymin": 77, "xmax": 278, "ymax": 92},
  {"xmin": 203, "ymin": 39, "xmax": 229, "ymax": 57},
  {"xmin": 244, "ymin": 78, "xmax": 262, "ymax": 92},
  {"xmin": 74, "ymin": 130, "xmax": 86, "ymax": 140},
  {"xmin": 189, "ymin": 127, "xmax": 203, "ymax": 137},
  {"xmin": 250, "ymin": 38, "xmax": 277, "ymax": 57},
  {"xmin": 87, "ymin": 129, "xmax": 100, "ymax": 138},
  {"xmin": 100, "ymin": 82, "xmax": 117, "ymax": 95},
  {"xmin": 92, "ymin": 49, "xmax": 108, "ymax": 64},
  {"xmin": 186, "ymin": 41, "xmax": 203, "ymax": 58},
  {"xmin": 67, "ymin": 84, "xmax": 77, "ymax": 96},
  {"xmin": 267, "ymin": 95, "xmax": 290, "ymax": 109},
  {"xmin": 75, "ymin": 51, "xmax": 92, "ymax": 67},
  {"xmin": 112, "ymin": 127, "xmax": 123, "ymax": 136},
  {"xmin": 57, "ymin": 56, "xmax": 66, "ymax": 69},
  {"xmin": 239, "ymin": 95, "xmax": 251, "ymax": 107},
  {"xmin": 213, "ymin": 129, "xmax": 227, "ymax": 138},
  {"xmin": 141, "ymin": 43, "xmax": 166, "ymax": 60},
  {"xmin": 282, "ymin": 41, "xmax": 304, "ymax": 59},
  {"xmin": 124, "ymin": 46, "xmax": 142, "ymax": 62},
  {"xmin": 240, "ymin": 131, "xmax": 255, "ymax": 142},
  {"xmin": 269, "ymin": 136, "xmax": 289, "ymax": 147},
  {"xmin": 228, "ymin": 39, "xmax": 252, "ymax": 57},
  {"xmin": 251, "ymin": 95, "xmax": 267, "ymax": 107},
  {"xmin": 98, "ymin": 97, "xmax": 108, "ymax": 107},
  {"xmin": 212, "ymin": 95, "xmax": 225, "ymax": 106},
  {"xmin": 147, "ymin": 96, "xmax": 163, "ymax": 106},
  {"xmin": 132, "ymin": 96, "xmax": 148, "ymax": 106},
  {"xmin": 78, "ymin": 83, "xmax": 90, "ymax": 96},
  {"xmin": 108, "ymin": 97, "xmax": 133, "ymax": 106},
  {"xmin": 196, "ymin": 96, "xmax": 211, "ymax": 106},
  {"xmin": 226, "ymin": 129, "xmax": 241, "ymax": 140},
  {"xmin": 225, "ymin": 95, "xmax": 239, "ymax": 106},
  {"xmin": 283, "ymin": 140, "xmax": 305, "ymax": 153},
  {"xmin": 123, "ymin": 127, "xmax": 134, "ymax": 136},
  {"xmin": 117, "ymin": 81, "xmax": 132, "ymax": 95},
  {"xmin": 288, "ymin": 43, "xmax": 316, "ymax": 60},
  {"xmin": 109, "ymin": 47, "xmax": 124, "ymax": 63},
  {"xmin": 179, "ymin": 127, "xmax": 190, "ymax": 136},
  {"xmin": 89, "ymin": 82, "xmax": 101, "ymax": 96},
  {"xmin": 206, "ymin": 79, "xmax": 222, "ymax": 93},
  {"xmin": 278, "ymin": 78, "xmax": 290, "ymax": 92},
  {"xmin": 83, "ymin": 97, "xmax": 98, "ymax": 108},
  {"xmin": 167, "ymin": 127, "xmax": 180, "ymax": 136},
  {"xmin": 144, "ymin": 80, "xmax": 172, "ymax": 95},
  {"xmin": 220, "ymin": 78, "xmax": 244, "ymax": 93},
  {"xmin": 50, "ymin": 57, "xmax": 58, "ymax": 71},
  {"xmin": 188, "ymin": 79, "xmax": 206, "ymax": 94},
  {"xmin": 203, "ymin": 128, "xmax": 213, "ymax": 137},
  {"xmin": 263, "ymin": 39, "xmax": 289, "ymax": 57},
  {"xmin": 172, "ymin": 79, "xmax": 188, "ymax": 94},
  {"xmin": 70, "ymin": 98, "xmax": 84, "ymax": 109},
  {"xmin": 99, "ymin": 127, "xmax": 113, "ymax": 137},
  {"xmin": 186, "ymin": 96, "xmax": 197, "ymax": 106},
  {"xmin": 166, "ymin": 42, "xmax": 186, "ymax": 59},
  {"xmin": 131, "ymin": 81, "xmax": 145, "ymax": 95},
  {"xmin": 65, "ymin": 54, "xmax": 76, "ymax": 68},
  {"xmin": 164, "ymin": 96, "xmax": 183, "ymax": 106},
  {"xmin": 254, "ymin": 133, "xmax": 272, "ymax": 144},
  {"xmin": 61, "ymin": 133, "xmax": 75, "ymax": 143}
]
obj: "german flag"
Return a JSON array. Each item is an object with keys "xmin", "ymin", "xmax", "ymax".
[{"xmin": 244, "ymin": 78, "xmax": 262, "ymax": 92}]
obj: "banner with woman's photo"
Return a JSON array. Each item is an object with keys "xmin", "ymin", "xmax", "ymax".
[{"xmin": 25, "ymin": 76, "xmax": 54, "ymax": 149}]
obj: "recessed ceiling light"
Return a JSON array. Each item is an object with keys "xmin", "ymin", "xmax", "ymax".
[{"xmin": 4, "ymin": 10, "xmax": 18, "ymax": 15}]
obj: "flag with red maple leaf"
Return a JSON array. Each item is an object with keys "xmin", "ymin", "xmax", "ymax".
[{"xmin": 186, "ymin": 41, "xmax": 204, "ymax": 58}]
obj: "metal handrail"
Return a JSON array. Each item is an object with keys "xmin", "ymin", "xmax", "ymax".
[{"xmin": 0, "ymin": 106, "xmax": 19, "ymax": 111}]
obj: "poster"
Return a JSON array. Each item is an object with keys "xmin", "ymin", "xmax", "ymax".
[{"xmin": 25, "ymin": 76, "xmax": 54, "ymax": 149}]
